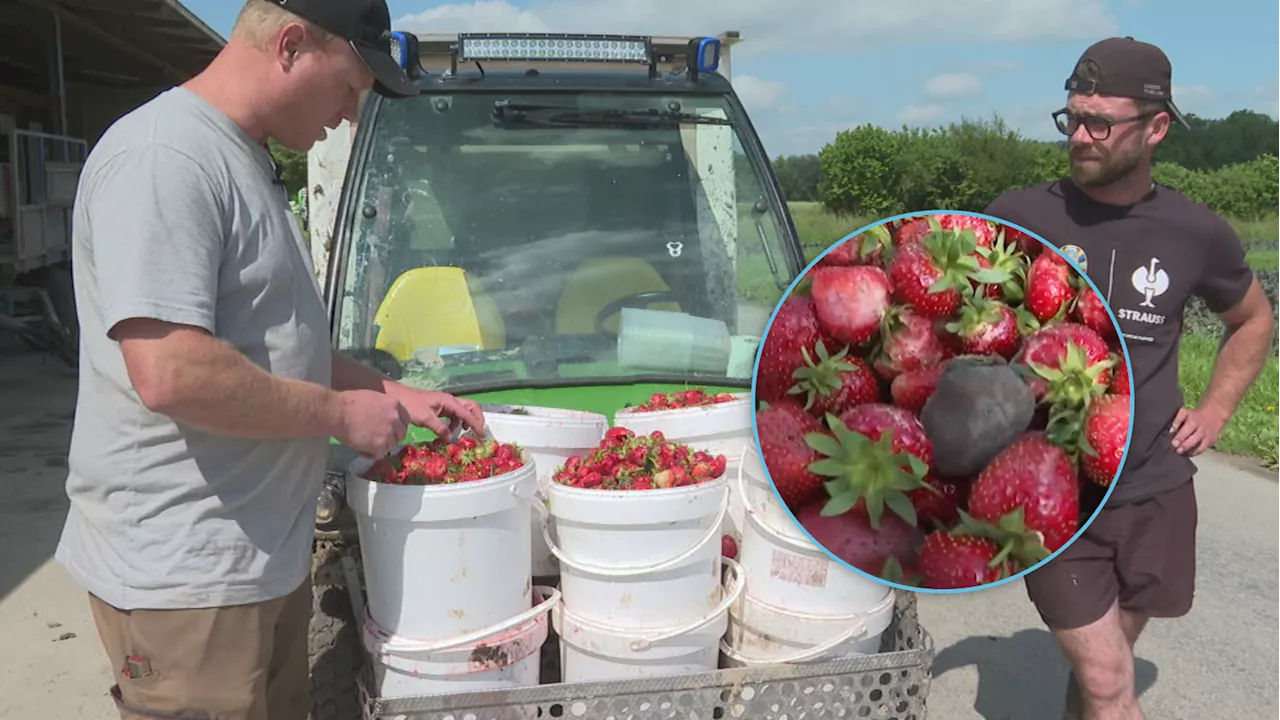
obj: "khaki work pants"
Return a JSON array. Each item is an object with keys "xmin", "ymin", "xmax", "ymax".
[{"xmin": 88, "ymin": 577, "xmax": 312, "ymax": 720}]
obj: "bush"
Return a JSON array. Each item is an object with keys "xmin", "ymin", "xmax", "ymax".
[
  {"xmin": 811, "ymin": 115, "xmax": 1278, "ymax": 220},
  {"xmin": 1183, "ymin": 269, "xmax": 1279, "ymax": 353}
]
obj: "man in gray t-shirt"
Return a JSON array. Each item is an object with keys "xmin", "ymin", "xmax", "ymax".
[{"xmin": 57, "ymin": 2, "xmax": 483, "ymax": 718}]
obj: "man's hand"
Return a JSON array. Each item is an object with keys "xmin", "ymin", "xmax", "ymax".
[
  {"xmin": 394, "ymin": 387, "xmax": 487, "ymax": 439},
  {"xmin": 1170, "ymin": 406, "xmax": 1227, "ymax": 456},
  {"xmin": 333, "ymin": 390, "xmax": 411, "ymax": 458}
]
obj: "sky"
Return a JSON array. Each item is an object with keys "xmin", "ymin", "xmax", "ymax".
[{"xmin": 184, "ymin": 0, "xmax": 1279, "ymax": 158}]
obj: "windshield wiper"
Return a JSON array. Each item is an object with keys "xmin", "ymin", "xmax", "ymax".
[{"xmin": 492, "ymin": 102, "xmax": 731, "ymax": 127}]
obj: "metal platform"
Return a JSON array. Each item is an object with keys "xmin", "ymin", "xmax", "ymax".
[{"xmin": 358, "ymin": 589, "xmax": 934, "ymax": 720}]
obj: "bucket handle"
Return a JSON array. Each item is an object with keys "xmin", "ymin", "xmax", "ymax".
[
  {"xmin": 735, "ymin": 458, "xmax": 822, "ymax": 555},
  {"xmin": 534, "ymin": 485, "xmax": 730, "ymax": 577},
  {"xmin": 627, "ymin": 557, "xmax": 747, "ymax": 651},
  {"xmin": 718, "ymin": 589, "xmax": 896, "ymax": 665},
  {"xmin": 365, "ymin": 585, "xmax": 561, "ymax": 656}
]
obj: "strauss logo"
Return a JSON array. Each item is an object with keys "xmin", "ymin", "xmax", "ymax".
[{"xmin": 1130, "ymin": 258, "xmax": 1170, "ymax": 309}]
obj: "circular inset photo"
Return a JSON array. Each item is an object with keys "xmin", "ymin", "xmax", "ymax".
[{"xmin": 751, "ymin": 210, "xmax": 1134, "ymax": 592}]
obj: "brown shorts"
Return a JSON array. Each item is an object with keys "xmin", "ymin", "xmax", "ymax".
[
  {"xmin": 88, "ymin": 577, "xmax": 312, "ymax": 720},
  {"xmin": 1024, "ymin": 480, "xmax": 1198, "ymax": 631}
]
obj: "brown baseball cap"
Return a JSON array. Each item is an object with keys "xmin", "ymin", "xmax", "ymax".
[{"xmin": 1065, "ymin": 36, "xmax": 1190, "ymax": 128}]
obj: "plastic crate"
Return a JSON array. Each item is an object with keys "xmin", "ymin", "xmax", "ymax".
[{"xmin": 358, "ymin": 589, "xmax": 934, "ymax": 720}]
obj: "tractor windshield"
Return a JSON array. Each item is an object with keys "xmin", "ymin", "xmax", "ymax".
[{"xmin": 332, "ymin": 90, "xmax": 800, "ymax": 395}]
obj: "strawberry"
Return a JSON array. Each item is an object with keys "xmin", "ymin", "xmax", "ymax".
[
  {"xmin": 892, "ymin": 216, "xmax": 933, "ymax": 246},
  {"xmin": 756, "ymin": 399, "xmax": 827, "ymax": 510},
  {"xmin": 809, "ymin": 265, "xmax": 893, "ymax": 346},
  {"xmin": 967, "ymin": 433, "xmax": 1080, "ymax": 557},
  {"xmin": 886, "ymin": 228, "xmax": 981, "ymax": 318},
  {"xmin": 807, "ymin": 405, "xmax": 935, "ymax": 528},
  {"xmin": 1013, "ymin": 322, "xmax": 1115, "ymax": 410},
  {"xmin": 1080, "ymin": 394, "xmax": 1131, "ymax": 487},
  {"xmin": 907, "ymin": 473, "xmax": 968, "ymax": 529},
  {"xmin": 721, "ymin": 534, "xmax": 739, "ymax": 559},
  {"xmin": 944, "ymin": 296, "xmax": 1021, "ymax": 360},
  {"xmin": 1109, "ymin": 353, "xmax": 1131, "ymax": 395},
  {"xmin": 757, "ymin": 296, "xmax": 834, "ymax": 403},
  {"xmin": 890, "ymin": 363, "xmax": 946, "ymax": 415},
  {"xmin": 1072, "ymin": 286, "xmax": 1117, "ymax": 343},
  {"xmin": 787, "ymin": 342, "xmax": 882, "ymax": 416},
  {"xmin": 1025, "ymin": 250, "xmax": 1077, "ymax": 323},
  {"xmin": 917, "ymin": 530, "xmax": 1015, "ymax": 589},
  {"xmin": 815, "ymin": 224, "xmax": 893, "ymax": 268},
  {"xmin": 872, "ymin": 308, "xmax": 951, "ymax": 380},
  {"xmin": 937, "ymin": 214, "xmax": 998, "ymax": 249},
  {"xmin": 1001, "ymin": 224, "xmax": 1043, "ymax": 258},
  {"xmin": 796, "ymin": 499, "xmax": 926, "ymax": 581}
]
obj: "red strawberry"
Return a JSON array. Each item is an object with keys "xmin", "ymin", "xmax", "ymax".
[
  {"xmin": 756, "ymin": 400, "xmax": 826, "ymax": 510},
  {"xmin": 1073, "ymin": 286, "xmax": 1117, "ymax": 343},
  {"xmin": 907, "ymin": 473, "xmax": 968, "ymax": 528},
  {"xmin": 967, "ymin": 433, "xmax": 1080, "ymax": 557},
  {"xmin": 937, "ymin": 214, "xmax": 998, "ymax": 249},
  {"xmin": 815, "ymin": 224, "xmax": 893, "ymax": 268},
  {"xmin": 944, "ymin": 296, "xmax": 1021, "ymax": 360},
  {"xmin": 796, "ymin": 500, "xmax": 926, "ymax": 581},
  {"xmin": 809, "ymin": 265, "xmax": 893, "ymax": 346},
  {"xmin": 890, "ymin": 364, "xmax": 946, "ymax": 415},
  {"xmin": 873, "ymin": 308, "xmax": 951, "ymax": 380},
  {"xmin": 721, "ymin": 534, "xmax": 739, "ymax": 559},
  {"xmin": 787, "ymin": 342, "xmax": 882, "ymax": 416},
  {"xmin": 1000, "ymin": 224, "xmax": 1043, "ymax": 258},
  {"xmin": 917, "ymin": 531, "xmax": 1015, "ymax": 589},
  {"xmin": 1025, "ymin": 250, "xmax": 1077, "ymax": 323},
  {"xmin": 1080, "ymin": 394, "xmax": 1131, "ymax": 487},
  {"xmin": 1109, "ymin": 353, "xmax": 1131, "ymax": 395},
  {"xmin": 892, "ymin": 216, "xmax": 933, "ymax": 246},
  {"xmin": 1013, "ymin": 322, "xmax": 1115, "ymax": 409},
  {"xmin": 757, "ymin": 296, "xmax": 834, "ymax": 403},
  {"xmin": 887, "ymin": 231, "xmax": 977, "ymax": 318},
  {"xmin": 808, "ymin": 405, "xmax": 935, "ymax": 529}
]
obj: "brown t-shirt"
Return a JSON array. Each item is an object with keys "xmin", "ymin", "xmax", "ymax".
[{"xmin": 986, "ymin": 179, "xmax": 1255, "ymax": 505}]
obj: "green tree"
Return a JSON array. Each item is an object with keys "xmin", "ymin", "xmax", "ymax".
[{"xmin": 267, "ymin": 139, "xmax": 308, "ymax": 197}]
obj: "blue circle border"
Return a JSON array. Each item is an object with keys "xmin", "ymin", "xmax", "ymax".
[{"xmin": 749, "ymin": 209, "xmax": 1137, "ymax": 595}]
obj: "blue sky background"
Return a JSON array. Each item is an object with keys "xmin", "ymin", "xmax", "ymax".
[{"xmin": 184, "ymin": 0, "xmax": 1278, "ymax": 158}]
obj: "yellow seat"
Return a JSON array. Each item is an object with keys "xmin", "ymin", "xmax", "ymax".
[
  {"xmin": 555, "ymin": 257, "xmax": 681, "ymax": 335},
  {"xmin": 373, "ymin": 267, "xmax": 506, "ymax": 363}
]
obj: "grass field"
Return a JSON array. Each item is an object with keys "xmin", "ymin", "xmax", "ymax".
[{"xmin": 778, "ymin": 201, "xmax": 1280, "ymax": 466}]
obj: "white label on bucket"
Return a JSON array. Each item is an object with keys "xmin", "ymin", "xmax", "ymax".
[{"xmin": 769, "ymin": 549, "xmax": 829, "ymax": 588}]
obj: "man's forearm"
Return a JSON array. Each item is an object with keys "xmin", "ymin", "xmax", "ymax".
[
  {"xmin": 122, "ymin": 324, "xmax": 343, "ymax": 440},
  {"xmin": 331, "ymin": 350, "xmax": 399, "ymax": 395},
  {"xmin": 1198, "ymin": 316, "xmax": 1274, "ymax": 421}
]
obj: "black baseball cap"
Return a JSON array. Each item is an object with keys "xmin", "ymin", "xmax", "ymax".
[
  {"xmin": 1065, "ymin": 36, "xmax": 1190, "ymax": 128},
  {"xmin": 263, "ymin": 0, "xmax": 418, "ymax": 98}
]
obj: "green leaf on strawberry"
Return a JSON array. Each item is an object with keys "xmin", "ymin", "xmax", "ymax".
[
  {"xmin": 805, "ymin": 413, "xmax": 934, "ymax": 529},
  {"xmin": 949, "ymin": 507, "xmax": 1051, "ymax": 572}
]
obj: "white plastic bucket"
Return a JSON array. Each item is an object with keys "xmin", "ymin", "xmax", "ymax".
[
  {"xmin": 738, "ymin": 441, "xmax": 804, "ymax": 544},
  {"xmin": 347, "ymin": 451, "xmax": 537, "ymax": 641},
  {"xmin": 363, "ymin": 585, "xmax": 559, "ymax": 705},
  {"xmin": 483, "ymin": 407, "xmax": 608, "ymax": 577},
  {"xmin": 541, "ymin": 476, "xmax": 730, "ymax": 629},
  {"xmin": 611, "ymin": 391, "xmax": 754, "ymax": 467},
  {"xmin": 737, "ymin": 478, "xmax": 892, "ymax": 616},
  {"xmin": 554, "ymin": 559, "xmax": 745, "ymax": 682},
  {"xmin": 720, "ymin": 587, "xmax": 895, "ymax": 667}
]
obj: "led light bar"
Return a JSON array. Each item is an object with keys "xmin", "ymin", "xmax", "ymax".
[
  {"xmin": 388, "ymin": 31, "xmax": 410, "ymax": 69},
  {"xmin": 456, "ymin": 33, "xmax": 653, "ymax": 64}
]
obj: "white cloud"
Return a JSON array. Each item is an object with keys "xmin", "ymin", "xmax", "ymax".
[
  {"xmin": 1171, "ymin": 84, "xmax": 1213, "ymax": 112},
  {"xmin": 733, "ymin": 75, "xmax": 788, "ymax": 112},
  {"xmin": 898, "ymin": 104, "xmax": 947, "ymax": 123},
  {"xmin": 924, "ymin": 73, "xmax": 983, "ymax": 99},
  {"xmin": 394, "ymin": 0, "xmax": 1118, "ymax": 59}
]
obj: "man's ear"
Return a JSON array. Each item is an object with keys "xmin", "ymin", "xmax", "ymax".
[
  {"xmin": 275, "ymin": 23, "xmax": 308, "ymax": 69},
  {"xmin": 1146, "ymin": 112, "xmax": 1171, "ymax": 147}
]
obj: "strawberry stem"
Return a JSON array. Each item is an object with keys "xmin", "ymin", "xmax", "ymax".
[{"xmin": 805, "ymin": 413, "xmax": 933, "ymax": 529}]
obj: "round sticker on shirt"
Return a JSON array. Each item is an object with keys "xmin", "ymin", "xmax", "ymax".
[{"xmin": 1060, "ymin": 244, "xmax": 1088, "ymax": 273}]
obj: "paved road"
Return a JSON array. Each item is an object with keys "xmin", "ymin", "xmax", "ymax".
[{"xmin": 0, "ymin": 349, "xmax": 1275, "ymax": 720}]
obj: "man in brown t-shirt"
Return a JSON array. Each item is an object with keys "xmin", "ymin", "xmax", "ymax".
[{"xmin": 986, "ymin": 37, "xmax": 1275, "ymax": 720}]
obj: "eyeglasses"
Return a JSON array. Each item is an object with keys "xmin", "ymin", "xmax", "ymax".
[{"xmin": 1052, "ymin": 108, "xmax": 1158, "ymax": 140}]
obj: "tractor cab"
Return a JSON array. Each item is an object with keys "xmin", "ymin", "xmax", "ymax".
[{"xmin": 318, "ymin": 32, "xmax": 806, "ymax": 420}]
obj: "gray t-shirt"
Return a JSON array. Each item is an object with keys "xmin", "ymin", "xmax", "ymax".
[{"xmin": 55, "ymin": 87, "xmax": 333, "ymax": 611}]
